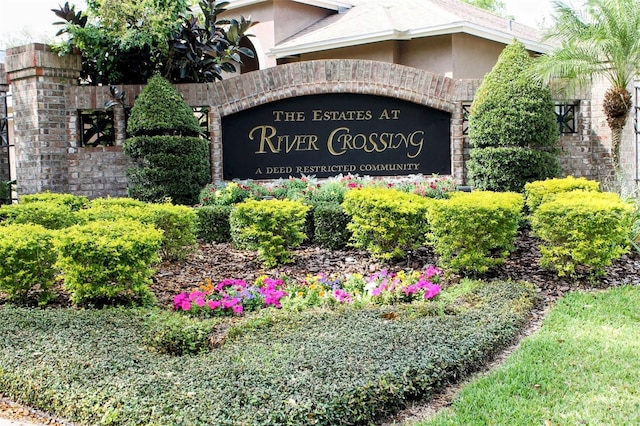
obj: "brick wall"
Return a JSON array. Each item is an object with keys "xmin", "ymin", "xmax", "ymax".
[
  {"xmin": 4, "ymin": 43, "xmax": 628, "ymax": 199},
  {"xmin": 0, "ymin": 63, "xmax": 10, "ymax": 183}
]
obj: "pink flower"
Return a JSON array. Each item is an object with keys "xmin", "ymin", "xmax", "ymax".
[
  {"xmin": 207, "ymin": 300, "xmax": 221, "ymax": 310},
  {"xmin": 232, "ymin": 304, "xmax": 244, "ymax": 314},
  {"xmin": 180, "ymin": 300, "xmax": 191, "ymax": 311},
  {"xmin": 423, "ymin": 284, "xmax": 441, "ymax": 300},
  {"xmin": 194, "ymin": 297, "xmax": 205, "ymax": 308}
]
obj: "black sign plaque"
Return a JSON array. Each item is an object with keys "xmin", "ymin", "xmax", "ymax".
[{"xmin": 221, "ymin": 93, "xmax": 451, "ymax": 180}]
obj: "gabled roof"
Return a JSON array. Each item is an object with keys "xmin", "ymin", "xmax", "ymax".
[{"xmin": 265, "ymin": 0, "xmax": 549, "ymax": 58}]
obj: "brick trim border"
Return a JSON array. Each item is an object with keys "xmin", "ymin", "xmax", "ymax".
[{"xmin": 204, "ymin": 60, "xmax": 469, "ymax": 182}]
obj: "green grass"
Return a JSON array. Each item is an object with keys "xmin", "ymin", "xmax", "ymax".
[
  {"xmin": 0, "ymin": 280, "xmax": 535, "ymax": 425},
  {"xmin": 416, "ymin": 285, "xmax": 640, "ymax": 426}
]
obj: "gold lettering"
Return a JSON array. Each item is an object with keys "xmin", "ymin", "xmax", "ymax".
[
  {"xmin": 250, "ymin": 125, "xmax": 279, "ymax": 153},
  {"xmin": 407, "ymin": 131, "xmax": 425, "ymax": 159},
  {"xmin": 327, "ymin": 127, "xmax": 349, "ymax": 156},
  {"xmin": 273, "ymin": 111, "xmax": 305, "ymax": 121},
  {"xmin": 255, "ymin": 168, "xmax": 262, "ymax": 175}
]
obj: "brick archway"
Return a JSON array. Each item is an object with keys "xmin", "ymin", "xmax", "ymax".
[{"xmin": 205, "ymin": 59, "xmax": 467, "ymax": 182}]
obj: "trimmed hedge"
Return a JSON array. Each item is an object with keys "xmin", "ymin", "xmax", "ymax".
[
  {"xmin": 427, "ymin": 191, "xmax": 524, "ymax": 274},
  {"xmin": 530, "ymin": 190, "xmax": 633, "ymax": 278},
  {"xmin": 124, "ymin": 135, "xmax": 211, "ymax": 205},
  {"xmin": 313, "ymin": 202, "xmax": 352, "ymax": 250},
  {"xmin": 76, "ymin": 200, "xmax": 198, "ymax": 261},
  {"xmin": 342, "ymin": 188, "xmax": 432, "ymax": 260},
  {"xmin": 0, "ymin": 280, "xmax": 535, "ymax": 425},
  {"xmin": 0, "ymin": 202, "xmax": 78, "ymax": 230},
  {"xmin": 54, "ymin": 219, "xmax": 163, "ymax": 305},
  {"xmin": 19, "ymin": 192, "xmax": 88, "ymax": 211},
  {"xmin": 524, "ymin": 176, "xmax": 600, "ymax": 214},
  {"xmin": 466, "ymin": 147, "xmax": 560, "ymax": 193},
  {"xmin": 230, "ymin": 199, "xmax": 310, "ymax": 268},
  {"xmin": 0, "ymin": 224, "xmax": 58, "ymax": 305},
  {"xmin": 196, "ymin": 205, "xmax": 233, "ymax": 243}
]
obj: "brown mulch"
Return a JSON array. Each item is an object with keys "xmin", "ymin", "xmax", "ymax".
[{"xmin": 2, "ymin": 231, "xmax": 640, "ymax": 426}]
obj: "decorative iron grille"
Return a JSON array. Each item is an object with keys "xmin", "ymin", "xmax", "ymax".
[
  {"xmin": 193, "ymin": 106, "xmax": 210, "ymax": 138},
  {"xmin": 0, "ymin": 92, "xmax": 15, "ymax": 204},
  {"xmin": 462, "ymin": 103, "xmax": 471, "ymax": 136},
  {"xmin": 79, "ymin": 110, "xmax": 115, "ymax": 147},
  {"xmin": 555, "ymin": 103, "xmax": 578, "ymax": 134}
]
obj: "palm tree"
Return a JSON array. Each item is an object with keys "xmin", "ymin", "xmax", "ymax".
[{"xmin": 533, "ymin": 0, "xmax": 640, "ymax": 173}]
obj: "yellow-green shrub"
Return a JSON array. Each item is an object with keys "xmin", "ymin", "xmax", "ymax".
[
  {"xmin": 20, "ymin": 192, "xmax": 88, "ymax": 211},
  {"xmin": 230, "ymin": 199, "xmax": 310, "ymax": 268},
  {"xmin": 524, "ymin": 176, "xmax": 600, "ymax": 214},
  {"xmin": 426, "ymin": 191, "xmax": 524, "ymax": 274},
  {"xmin": 0, "ymin": 202, "xmax": 78, "ymax": 230},
  {"xmin": 341, "ymin": 188, "xmax": 432, "ymax": 260},
  {"xmin": 55, "ymin": 219, "xmax": 163, "ymax": 305},
  {"xmin": 75, "ymin": 199, "xmax": 197, "ymax": 261},
  {"xmin": 531, "ymin": 190, "xmax": 633, "ymax": 278},
  {"xmin": 0, "ymin": 224, "xmax": 58, "ymax": 305}
]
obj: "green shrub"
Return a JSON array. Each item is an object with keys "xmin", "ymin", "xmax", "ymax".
[
  {"xmin": 524, "ymin": 176, "xmax": 600, "ymax": 214},
  {"xmin": 313, "ymin": 202, "xmax": 352, "ymax": 250},
  {"xmin": 19, "ymin": 192, "xmax": 88, "ymax": 211},
  {"xmin": 0, "ymin": 202, "xmax": 77, "ymax": 230},
  {"xmin": 125, "ymin": 135, "xmax": 211, "ymax": 205},
  {"xmin": 54, "ymin": 219, "xmax": 163, "ymax": 305},
  {"xmin": 466, "ymin": 147, "xmax": 560, "ymax": 193},
  {"xmin": 75, "ymin": 200, "xmax": 197, "ymax": 261},
  {"xmin": 530, "ymin": 191, "xmax": 633, "ymax": 278},
  {"xmin": 0, "ymin": 224, "xmax": 58, "ymax": 305},
  {"xmin": 144, "ymin": 311, "xmax": 223, "ymax": 356},
  {"xmin": 127, "ymin": 74, "xmax": 201, "ymax": 137},
  {"xmin": 230, "ymin": 199, "xmax": 310, "ymax": 268},
  {"xmin": 124, "ymin": 75, "xmax": 210, "ymax": 205},
  {"xmin": 196, "ymin": 205, "xmax": 232, "ymax": 242},
  {"xmin": 427, "ymin": 191, "xmax": 524, "ymax": 274},
  {"xmin": 468, "ymin": 40, "xmax": 559, "ymax": 192},
  {"xmin": 342, "ymin": 188, "xmax": 432, "ymax": 260}
]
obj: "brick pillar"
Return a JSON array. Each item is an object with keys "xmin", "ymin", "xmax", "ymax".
[
  {"xmin": 5, "ymin": 43, "xmax": 81, "ymax": 195},
  {"xmin": 0, "ymin": 62, "xmax": 10, "ymax": 184}
]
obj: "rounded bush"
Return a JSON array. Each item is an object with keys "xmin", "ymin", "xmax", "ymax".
[
  {"xmin": 0, "ymin": 224, "xmax": 58, "ymax": 305},
  {"xmin": 531, "ymin": 190, "xmax": 633, "ymax": 278},
  {"xmin": 54, "ymin": 219, "xmax": 163, "ymax": 305},
  {"xmin": 0, "ymin": 202, "xmax": 78, "ymax": 230},
  {"xmin": 524, "ymin": 176, "xmax": 600, "ymax": 214},
  {"xmin": 426, "ymin": 191, "xmax": 524, "ymax": 274}
]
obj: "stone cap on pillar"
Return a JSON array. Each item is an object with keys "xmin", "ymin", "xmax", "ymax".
[{"xmin": 5, "ymin": 43, "xmax": 81, "ymax": 83}]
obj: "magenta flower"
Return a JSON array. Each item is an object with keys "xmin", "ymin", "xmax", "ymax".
[
  {"xmin": 180, "ymin": 300, "xmax": 191, "ymax": 311},
  {"xmin": 207, "ymin": 300, "xmax": 221, "ymax": 310},
  {"xmin": 194, "ymin": 297, "xmax": 205, "ymax": 308},
  {"xmin": 232, "ymin": 304, "xmax": 244, "ymax": 314},
  {"xmin": 423, "ymin": 284, "xmax": 441, "ymax": 300}
]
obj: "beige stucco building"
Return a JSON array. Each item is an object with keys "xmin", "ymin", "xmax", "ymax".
[{"xmin": 225, "ymin": 0, "xmax": 549, "ymax": 77}]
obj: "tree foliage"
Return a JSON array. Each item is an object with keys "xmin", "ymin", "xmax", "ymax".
[
  {"xmin": 468, "ymin": 40, "xmax": 560, "ymax": 192},
  {"xmin": 533, "ymin": 0, "xmax": 640, "ymax": 172},
  {"xmin": 462, "ymin": 0, "xmax": 508, "ymax": 16},
  {"xmin": 52, "ymin": 0, "xmax": 256, "ymax": 85}
]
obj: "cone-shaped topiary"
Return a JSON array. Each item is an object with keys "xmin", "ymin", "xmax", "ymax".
[
  {"xmin": 124, "ymin": 74, "xmax": 210, "ymax": 205},
  {"xmin": 467, "ymin": 40, "xmax": 560, "ymax": 192},
  {"xmin": 127, "ymin": 74, "xmax": 202, "ymax": 137}
]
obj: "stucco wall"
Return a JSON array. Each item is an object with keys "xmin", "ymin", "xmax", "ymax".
[
  {"xmin": 452, "ymin": 33, "xmax": 505, "ymax": 79},
  {"xmin": 399, "ymin": 36, "xmax": 453, "ymax": 78},
  {"xmin": 300, "ymin": 42, "xmax": 398, "ymax": 63}
]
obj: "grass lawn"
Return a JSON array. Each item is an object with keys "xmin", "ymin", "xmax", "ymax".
[
  {"xmin": 0, "ymin": 280, "xmax": 534, "ymax": 425},
  {"xmin": 416, "ymin": 285, "xmax": 640, "ymax": 426}
]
